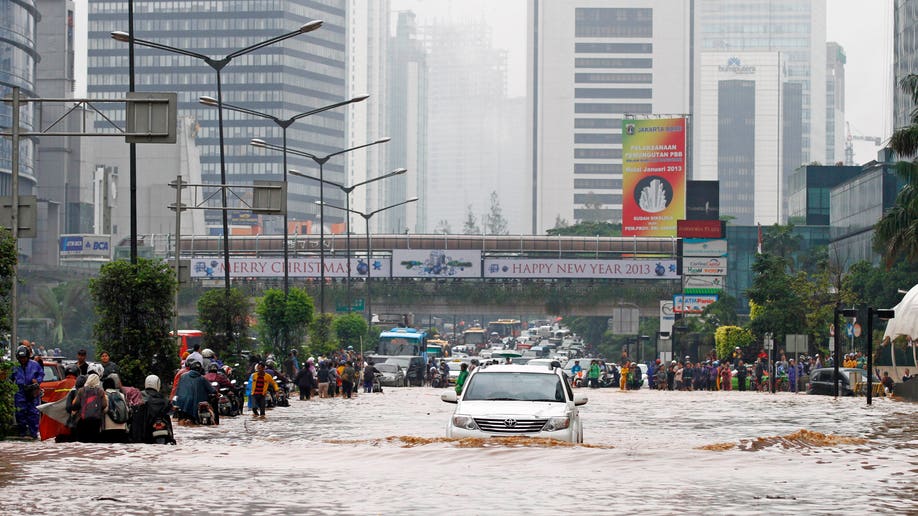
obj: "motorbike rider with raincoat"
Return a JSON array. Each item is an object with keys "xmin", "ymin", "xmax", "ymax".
[{"xmin": 13, "ymin": 345, "xmax": 44, "ymax": 439}]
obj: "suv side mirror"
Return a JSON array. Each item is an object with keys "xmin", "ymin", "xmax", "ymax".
[
  {"xmin": 441, "ymin": 390, "xmax": 458, "ymax": 403},
  {"xmin": 573, "ymin": 393, "xmax": 588, "ymax": 406}
]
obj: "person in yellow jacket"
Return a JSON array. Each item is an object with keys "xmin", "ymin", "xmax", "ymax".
[
  {"xmin": 620, "ymin": 361, "xmax": 630, "ymax": 390},
  {"xmin": 249, "ymin": 362, "xmax": 279, "ymax": 419}
]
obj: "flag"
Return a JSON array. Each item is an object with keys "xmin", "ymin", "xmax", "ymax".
[{"xmin": 756, "ymin": 223, "xmax": 763, "ymax": 254}]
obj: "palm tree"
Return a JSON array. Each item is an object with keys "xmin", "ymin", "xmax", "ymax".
[{"xmin": 875, "ymin": 74, "xmax": 918, "ymax": 267}]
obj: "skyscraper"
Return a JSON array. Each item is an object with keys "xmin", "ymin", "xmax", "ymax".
[
  {"xmin": 826, "ymin": 42, "xmax": 846, "ymax": 165},
  {"xmin": 86, "ymin": 0, "xmax": 350, "ymax": 234},
  {"xmin": 528, "ymin": 0, "xmax": 692, "ymax": 234},
  {"xmin": 895, "ymin": 0, "xmax": 918, "ymax": 130}
]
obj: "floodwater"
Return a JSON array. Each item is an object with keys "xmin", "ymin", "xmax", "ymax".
[{"xmin": 1, "ymin": 386, "xmax": 916, "ymax": 515}]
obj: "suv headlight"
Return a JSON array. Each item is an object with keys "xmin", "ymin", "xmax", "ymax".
[
  {"xmin": 542, "ymin": 416, "xmax": 571, "ymax": 432},
  {"xmin": 452, "ymin": 415, "xmax": 479, "ymax": 430}
]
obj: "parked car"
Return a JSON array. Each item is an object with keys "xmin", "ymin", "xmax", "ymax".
[
  {"xmin": 375, "ymin": 362, "xmax": 407, "ymax": 387},
  {"xmin": 383, "ymin": 356, "xmax": 426, "ymax": 386},
  {"xmin": 807, "ymin": 367, "xmax": 879, "ymax": 396},
  {"xmin": 440, "ymin": 364, "xmax": 588, "ymax": 443}
]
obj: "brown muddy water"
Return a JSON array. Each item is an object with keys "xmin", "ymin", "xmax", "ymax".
[{"xmin": 1, "ymin": 388, "xmax": 915, "ymax": 515}]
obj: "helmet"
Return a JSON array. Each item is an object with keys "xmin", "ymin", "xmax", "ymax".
[
  {"xmin": 190, "ymin": 361, "xmax": 204, "ymax": 373},
  {"xmin": 15, "ymin": 345, "xmax": 30, "ymax": 359},
  {"xmin": 223, "ymin": 365, "xmax": 232, "ymax": 375},
  {"xmin": 307, "ymin": 357, "xmax": 315, "ymax": 363},
  {"xmin": 207, "ymin": 363, "xmax": 219, "ymax": 373},
  {"xmin": 713, "ymin": 361, "xmax": 720, "ymax": 366},
  {"xmin": 184, "ymin": 358, "xmax": 200, "ymax": 370},
  {"xmin": 265, "ymin": 359, "xmax": 276, "ymax": 369},
  {"xmin": 144, "ymin": 375, "xmax": 161, "ymax": 391},
  {"xmin": 202, "ymin": 348, "xmax": 215, "ymax": 358},
  {"xmin": 64, "ymin": 364, "xmax": 80, "ymax": 377}
]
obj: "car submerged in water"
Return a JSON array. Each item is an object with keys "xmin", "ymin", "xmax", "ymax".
[{"xmin": 440, "ymin": 363, "xmax": 587, "ymax": 443}]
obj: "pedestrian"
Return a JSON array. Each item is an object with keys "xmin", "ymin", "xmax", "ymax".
[
  {"xmin": 75, "ymin": 348, "xmax": 89, "ymax": 376},
  {"xmin": 362, "ymin": 361, "xmax": 379, "ymax": 394},
  {"xmin": 13, "ymin": 345, "xmax": 44, "ymax": 439},
  {"xmin": 341, "ymin": 361, "xmax": 357, "ymax": 399},
  {"xmin": 736, "ymin": 360, "xmax": 748, "ymax": 391},
  {"xmin": 316, "ymin": 361, "xmax": 331, "ymax": 399},
  {"xmin": 295, "ymin": 359, "xmax": 316, "ymax": 400},
  {"xmin": 99, "ymin": 351, "xmax": 119, "ymax": 378},
  {"xmin": 68, "ymin": 367, "xmax": 107, "ymax": 443},
  {"xmin": 720, "ymin": 361, "xmax": 732, "ymax": 391},
  {"xmin": 455, "ymin": 362, "xmax": 470, "ymax": 395},
  {"xmin": 248, "ymin": 362, "xmax": 279, "ymax": 419},
  {"xmin": 787, "ymin": 358, "xmax": 801, "ymax": 393}
]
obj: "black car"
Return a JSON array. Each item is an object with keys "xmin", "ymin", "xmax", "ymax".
[
  {"xmin": 806, "ymin": 367, "xmax": 879, "ymax": 396},
  {"xmin": 383, "ymin": 356, "xmax": 426, "ymax": 386}
]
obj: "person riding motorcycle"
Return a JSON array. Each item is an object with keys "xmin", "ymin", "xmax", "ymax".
[
  {"xmin": 13, "ymin": 345, "xmax": 45, "ymax": 439},
  {"xmin": 136, "ymin": 375, "xmax": 175, "ymax": 444},
  {"xmin": 204, "ymin": 363, "xmax": 234, "ymax": 390},
  {"xmin": 174, "ymin": 359, "xmax": 216, "ymax": 423}
]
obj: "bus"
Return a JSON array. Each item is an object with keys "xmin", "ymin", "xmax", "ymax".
[
  {"xmin": 462, "ymin": 327, "xmax": 488, "ymax": 354},
  {"xmin": 427, "ymin": 338, "xmax": 449, "ymax": 358},
  {"xmin": 171, "ymin": 330, "xmax": 204, "ymax": 358},
  {"xmin": 377, "ymin": 327, "xmax": 429, "ymax": 357},
  {"xmin": 487, "ymin": 319, "xmax": 522, "ymax": 339}
]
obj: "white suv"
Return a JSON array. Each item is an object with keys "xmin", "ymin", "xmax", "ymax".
[{"xmin": 440, "ymin": 364, "xmax": 587, "ymax": 443}]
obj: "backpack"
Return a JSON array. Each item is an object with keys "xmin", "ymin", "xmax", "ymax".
[
  {"xmin": 106, "ymin": 389, "xmax": 130, "ymax": 423},
  {"xmin": 80, "ymin": 387, "xmax": 105, "ymax": 421},
  {"xmin": 317, "ymin": 368, "xmax": 329, "ymax": 382}
]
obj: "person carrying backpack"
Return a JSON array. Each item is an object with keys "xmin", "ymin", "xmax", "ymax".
[{"xmin": 68, "ymin": 372, "xmax": 108, "ymax": 443}]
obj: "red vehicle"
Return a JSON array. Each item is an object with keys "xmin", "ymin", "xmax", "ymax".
[{"xmin": 172, "ymin": 330, "xmax": 204, "ymax": 357}]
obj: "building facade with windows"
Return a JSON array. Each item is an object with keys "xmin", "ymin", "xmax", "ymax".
[
  {"xmin": 528, "ymin": 0, "xmax": 691, "ymax": 234},
  {"xmin": 86, "ymin": 0, "xmax": 350, "ymax": 235}
]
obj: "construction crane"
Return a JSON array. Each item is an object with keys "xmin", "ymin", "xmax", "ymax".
[{"xmin": 845, "ymin": 122, "xmax": 883, "ymax": 166}]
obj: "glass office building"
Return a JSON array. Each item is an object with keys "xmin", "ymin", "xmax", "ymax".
[
  {"xmin": 786, "ymin": 164, "xmax": 861, "ymax": 226},
  {"xmin": 1, "ymin": 0, "xmax": 39, "ymax": 198},
  {"xmin": 87, "ymin": 0, "xmax": 348, "ymax": 231}
]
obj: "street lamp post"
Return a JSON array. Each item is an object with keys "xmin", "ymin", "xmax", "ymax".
[
  {"xmin": 289, "ymin": 167, "xmax": 407, "ymax": 312},
  {"xmin": 251, "ymin": 137, "xmax": 391, "ymax": 313},
  {"xmin": 866, "ymin": 307, "xmax": 896, "ymax": 405},
  {"xmin": 199, "ymin": 94, "xmax": 370, "ymax": 298},
  {"xmin": 834, "ymin": 307, "xmax": 858, "ymax": 398},
  {"xmin": 112, "ymin": 20, "xmax": 324, "ymax": 347},
  {"xmin": 318, "ymin": 197, "xmax": 418, "ymax": 325}
]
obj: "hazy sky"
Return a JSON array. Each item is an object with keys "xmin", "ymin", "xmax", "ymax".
[{"xmin": 75, "ymin": 0, "xmax": 893, "ymax": 163}]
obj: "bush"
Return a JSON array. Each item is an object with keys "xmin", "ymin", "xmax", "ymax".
[
  {"xmin": 714, "ymin": 326, "xmax": 754, "ymax": 360},
  {"xmin": 0, "ymin": 361, "xmax": 16, "ymax": 437}
]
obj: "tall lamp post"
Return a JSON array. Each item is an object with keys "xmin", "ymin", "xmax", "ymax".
[
  {"xmin": 250, "ymin": 137, "xmax": 391, "ymax": 313},
  {"xmin": 199, "ymin": 94, "xmax": 370, "ymax": 297},
  {"xmin": 289, "ymin": 167, "xmax": 407, "ymax": 312},
  {"xmin": 866, "ymin": 308, "xmax": 896, "ymax": 405},
  {"xmin": 318, "ymin": 197, "xmax": 418, "ymax": 325},
  {"xmin": 112, "ymin": 19, "xmax": 323, "ymax": 299},
  {"xmin": 833, "ymin": 307, "xmax": 858, "ymax": 398}
]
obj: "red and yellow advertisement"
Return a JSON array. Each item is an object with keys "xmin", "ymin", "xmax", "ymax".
[{"xmin": 621, "ymin": 118, "xmax": 686, "ymax": 236}]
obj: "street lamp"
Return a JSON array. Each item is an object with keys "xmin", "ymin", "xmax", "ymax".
[
  {"xmin": 289, "ymin": 167, "xmax": 407, "ymax": 312},
  {"xmin": 251, "ymin": 136, "xmax": 391, "ymax": 313},
  {"xmin": 833, "ymin": 306, "xmax": 858, "ymax": 398},
  {"xmin": 111, "ymin": 20, "xmax": 323, "ymax": 308},
  {"xmin": 317, "ymin": 197, "xmax": 418, "ymax": 325},
  {"xmin": 200, "ymin": 94, "xmax": 369, "ymax": 298},
  {"xmin": 866, "ymin": 307, "xmax": 896, "ymax": 405}
]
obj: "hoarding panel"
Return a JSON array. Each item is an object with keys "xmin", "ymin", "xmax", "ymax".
[
  {"xmin": 189, "ymin": 257, "xmax": 390, "ymax": 279},
  {"xmin": 622, "ymin": 117, "xmax": 687, "ymax": 236},
  {"xmin": 391, "ymin": 249, "xmax": 481, "ymax": 278},
  {"xmin": 484, "ymin": 258, "xmax": 678, "ymax": 279},
  {"xmin": 672, "ymin": 294, "xmax": 719, "ymax": 314}
]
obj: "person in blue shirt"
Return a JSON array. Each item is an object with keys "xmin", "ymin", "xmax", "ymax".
[
  {"xmin": 13, "ymin": 345, "xmax": 44, "ymax": 439},
  {"xmin": 570, "ymin": 360, "xmax": 582, "ymax": 386}
]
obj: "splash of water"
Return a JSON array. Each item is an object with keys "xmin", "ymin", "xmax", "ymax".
[
  {"xmin": 325, "ymin": 435, "xmax": 614, "ymax": 449},
  {"xmin": 698, "ymin": 429, "xmax": 868, "ymax": 451}
]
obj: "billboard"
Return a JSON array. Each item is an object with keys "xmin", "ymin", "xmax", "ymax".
[
  {"xmin": 60, "ymin": 234, "xmax": 111, "ymax": 258},
  {"xmin": 686, "ymin": 180, "xmax": 720, "ymax": 220},
  {"xmin": 682, "ymin": 256, "xmax": 728, "ymax": 276},
  {"xmin": 682, "ymin": 238, "xmax": 728, "ymax": 257},
  {"xmin": 677, "ymin": 220, "xmax": 725, "ymax": 239},
  {"xmin": 622, "ymin": 117, "xmax": 687, "ymax": 236},
  {"xmin": 484, "ymin": 258, "xmax": 678, "ymax": 279},
  {"xmin": 672, "ymin": 294, "xmax": 719, "ymax": 314},
  {"xmin": 189, "ymin": 257, "xmax": 390, "ymax": 278},
  {"xmin": 391, "ymin": 249, "xmax": 481, "ymax": 278}
]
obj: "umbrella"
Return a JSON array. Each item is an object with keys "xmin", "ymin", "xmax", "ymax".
[
  {"xmin": 37, "ymin": 397, "xmax": 71, "ymax": 426},
  {"xmin": 883, "ymin": 283, "xmax": 918, "ymax": 340},
  {"xmin": 491, "ymin": 350, "xmax": 523, "ymax": 358}
]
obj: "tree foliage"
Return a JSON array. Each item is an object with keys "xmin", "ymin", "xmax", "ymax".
[
  {"xmin": 484, "ymin": 191, "xmax": 509, "ymax": 235},
  {"xmin": 90, "ymin": 258, "xmax": 178, "ymax": 387},
  {"xmin": 196, "ymin": 287, "xmax": 251, "ymax": 357},
  {"xmin": 745, "ymin": 253, "xmax": 807, "ymax": 347},
  {"xmin": 434, "ymin": 219, "xmax": 452, "ymax": 234},
  {"xmin": 714, "ymin": 325, "xmax": 754, "ymax": 360},
  {"xmin": 462, "ymin": 205, "xmax": 481, "ymax": 235},
  {"xmin": 308, "ymin": 313, "xmax": 337, "ymax": 357},
  {"xmin": 24, "ymin": 280, "xmax": 93, "ymax": 349},
  {"xmin": 546, "ymin": 221, "xmax": 621, "ymax": 237},
  {"xmin": 255, "ymin": 287, "xmax": 314, "ymax": 358},
  {"xmin": 0, "ymin": 227, "xmax": 14, "ymax": 335},
  {"xmin": 332, "ymin": 313, "xmax": 369, "ymax": 351}
]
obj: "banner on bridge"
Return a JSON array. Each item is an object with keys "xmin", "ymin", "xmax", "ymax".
[
  {"xmin": 391, "ymin": 250, "xmax": 481, "ymax": 278},
  {"xmin": 189, "ymin": 257, "xmax": 391, "ymax": 278},
  {"xmin": 484, "ymin": 258, "xmax": 678, "ymax": 279}
]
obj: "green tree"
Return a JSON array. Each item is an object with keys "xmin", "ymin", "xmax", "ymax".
[
  {"xmin": 546, "ymin": 221, "xmax": 621, "ymax": 237},
  {"xmin": 763, "ymin": 223, "xmax": 803, "ymax": 271},
  {"xmin": 745, "ymin": 253, "xmax": 807, "ymax": 347},
  {"xmin": 255, "ymin": 287, "xmax": 314, "ymax": 358},
  {"xmin": 197, "ymin": 287, "xmax": 251, "ymax": 357},
  {"xmin": 700, "ymin": 293, "xmax": 739, "ymax": 332},
  {"xmin": 90, "ymin": 258, "xmax": 178, "ymax": 387},
  {"xmin": 578, "ymin": 191, "xmax": 607, "ymax": 223},
  {"xmin": 24, "ymin": 280, "xmax": 93, "ymax": 348},
  {"xmin": 434, "ymin": 219, "xmax": 452, "ymax": 234},
  {"xmin": 0, "ymin": 228, "xmax": 16, "ymax": 435},
  {"xmin": 333, "ymin": 313, "xmax": 369, "ymax": 351},
  {"xmin": 308, "ymin": 312, "xmax": 337, "ymax": 357},
  {"xmin": 714, "ymin": 325, "xmax": 754, "ymax": 360},
  {"xmin": 462, "ymin": 205, "xmax": 481, "ymax": 234},
  {"xmin": 484, "ymin": 191, "xmax": 509, "ymax": 235}
]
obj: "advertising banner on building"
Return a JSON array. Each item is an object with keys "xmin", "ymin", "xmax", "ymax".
[
  {"xmin": 484, "ymin": 258, "xmax": 678, "ymax": 279},
  {"xmin": 683, "ymin": 275, "xmax": 725, "ymax": 291},
  {"xmin": 672, "ymin": 294, "xmax": 719, "ymax": 314},
  {"xmin": 189, "ymin": 257, "xmax": 390, "ymax": 278},
  {"xmin": 682, "ymin": 256, "xmax": 728, "ymax": 276},
  {"xmin": 391, "ymin": 249, "xmax": 481, "ymax": 278},
  {"xmin": 682, "ymin": 238, "xmax": 728, "ymax": 257},
  {"xmin": 622, "ymin": 117, "xmax": 687, "ymax": 236},
  {"xmin": 59, "ymin": 234, "xmax": 111, "ymax": 258},
  {"xmin": 677, "ymin": 220, "xmax": 725, "ymax": 239},
  {"xmin": 660, "ymin": 300, "xmax": 675, "ymax": 334}
]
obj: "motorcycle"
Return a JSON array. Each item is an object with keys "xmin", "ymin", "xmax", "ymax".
[
  {"xmin": 273, "ymin": 376, "xmax": 290, "ymax": 407},
  {"xmin": 150, "ymin": 416, "xmax": 175, "ymax": 445},
  {"xmin": 373, "ymin": 372, "xmax": 384, "ymax": 393},
  {"xmin": 431, "ymin": 370, "xmax": 448, "ymax": 389}
]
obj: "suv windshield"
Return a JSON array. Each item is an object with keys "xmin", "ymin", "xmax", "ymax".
[{"xmin": 463, "ymin": 372, "xmax": 566, "ymax": 402}]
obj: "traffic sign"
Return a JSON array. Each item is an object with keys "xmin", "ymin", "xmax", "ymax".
[
  {"xmin": 846, "ymin": 323, "xmax": 854, "ymax": 338},
  {"xmin": 853, "ymin": 323, "xmax": 862, "ymax": 337}
]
